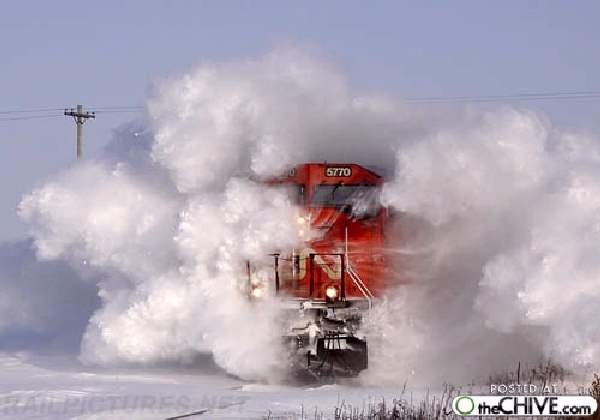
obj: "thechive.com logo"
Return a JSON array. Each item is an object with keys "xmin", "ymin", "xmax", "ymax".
[{"xmin": 452, "ymin": 395, "xmax": 597, "ymax": 416}]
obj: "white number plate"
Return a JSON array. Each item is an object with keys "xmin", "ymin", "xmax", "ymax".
[{"xmin": 325, "ymin": 167, "xmax": 352, "ymax": 177}]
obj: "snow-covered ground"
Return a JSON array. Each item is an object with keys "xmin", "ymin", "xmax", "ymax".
[{"xmin": 0, "ymin": 352, "xmax": 409, "ymax": 420}]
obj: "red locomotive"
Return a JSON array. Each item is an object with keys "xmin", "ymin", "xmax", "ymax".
[{"xmin": 248, "ymin": 163, "xmax": 388, "ymax": 376}]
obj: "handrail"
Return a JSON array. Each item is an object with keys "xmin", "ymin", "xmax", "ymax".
[
  {"xmin": 344, "ymin": 225, "xmax": 373, "ymax": 310},
  {"xmin": 346, "ymin": 262, "xmax": 374, "ymax": 299},
  {"xmin": 344, "ymin": 257, "xmax": 373, "ymax": 311}
]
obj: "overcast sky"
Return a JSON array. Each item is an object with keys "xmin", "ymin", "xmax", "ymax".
[{"xmin": 2, "ymin": 1, "xmax": 600, "ymax": 241}]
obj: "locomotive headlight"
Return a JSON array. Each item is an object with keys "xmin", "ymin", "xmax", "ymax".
[
  {"xmin": 251, "ymin": 287, "xmax": 264, "ymax": 298},
  {"xmin": 297, "ymin": 216, "xmax": 306, "ymax": 225},
  {"xmin": 326, "ymin": 285, "xmax": 338, "ymax": 299}
]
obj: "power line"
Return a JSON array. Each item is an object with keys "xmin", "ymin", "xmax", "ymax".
[
  {"xmin": 0, "ymin": 108, "xmax": 144, "ymax": 123},
  {"xmin": 1, "ymin": 89, "xmax": 600, "ymax": 120},
  {"xmin": 94, "ymin": 109, "xmax": 143, "ymax": 114},
  {"xmin": 0, "ymin": 105, "xmax": 143, "ymax": 115},
  {"xmin": 404, "ymin": 91, "xmax": 600, "ymax": 103},
  {"xmin": 92, "ymin": 105, "xmax": 144, "ymax": 110},
  {"xmin": 0, "ymin": 107, "xmax": 67, "ymax": 115},
  {"xmin": 0, "ymin": 114, "xmax": 64, "ymax": 121}
]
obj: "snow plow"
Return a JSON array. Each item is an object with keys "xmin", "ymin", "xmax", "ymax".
[{"xmin": 247, "ymin": 163, "xmax": 387, "ymax": 378}]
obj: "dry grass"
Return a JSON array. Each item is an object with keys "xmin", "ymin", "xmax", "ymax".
[
  {"xmin": 331, "ymin": 394, "xmax": 452, "ymax": 419},
  {"xmin": 487, "ymin": 360, "xmax": 567, "ymax": 390},
  {"xmin": 308, "ymin": 384, "xmax": 460, "ymax": 420},
  {"xmin": 589, "ymin": 373, "xmax": 600, "ymax": 420}
]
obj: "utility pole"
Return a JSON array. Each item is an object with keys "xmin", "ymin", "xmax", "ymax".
[{"xmin": 64, "ymin": 104, "xmax": 95, "ymax": 159}]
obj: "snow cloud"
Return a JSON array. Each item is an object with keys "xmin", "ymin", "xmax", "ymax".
[{"xmin": 12, "ymin": 47, "xmax": 600, "ymax": 383}]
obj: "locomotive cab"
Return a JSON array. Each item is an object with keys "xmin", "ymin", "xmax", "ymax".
[{"xmin": 247, "ymin": 163, "xmax": 387, "ymax": 377}]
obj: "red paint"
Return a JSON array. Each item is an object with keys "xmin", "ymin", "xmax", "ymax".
[{"xmin": 266, "ymin": 163, "xmax": 387, "ymax": 301}]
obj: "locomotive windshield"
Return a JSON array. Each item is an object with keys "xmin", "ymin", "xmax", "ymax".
[
  {"xmin": 311, "ymin": 184, "xmax": 379, "ymax": 217},
  {"xmin": 274, "ymin": 183, "xmax": 305, "ymax": 205}
]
